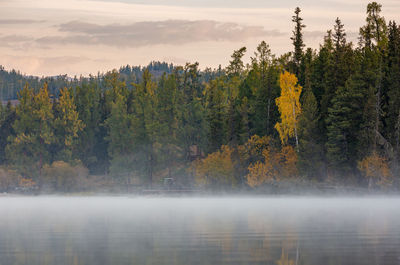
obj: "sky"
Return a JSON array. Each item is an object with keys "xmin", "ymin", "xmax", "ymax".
[{"xmin": 0, "ymin": 0, "xmax": 399, "ymax": 77}]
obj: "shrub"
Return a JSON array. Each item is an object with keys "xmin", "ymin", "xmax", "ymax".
[{"xmin": 42, "ymin": 161, "xmax": 89, "ymax": 192}]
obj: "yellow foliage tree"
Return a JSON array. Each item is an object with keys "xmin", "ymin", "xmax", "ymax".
[
  {"xmin": 275, "ymin": 71, "xmax": 302, "ymax": 147},
  {"xmin": 358, "ymin": 152, "xmax": 392, "ymax": 188},
  {"xmin": 193, "ymin": 145, "xmax": 236, "ymax": 187},
  {"xmin": 246, "ymin": 149, "xmax": 276, "ymax": 187}
]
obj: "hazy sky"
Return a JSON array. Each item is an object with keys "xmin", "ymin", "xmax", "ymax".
[{"xmin": 0, "ymin": 0, "xmax": 399, "ymax": 76}]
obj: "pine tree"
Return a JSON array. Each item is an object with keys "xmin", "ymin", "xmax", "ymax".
[
  {"xmin": 385, "ymin": 22, "xmax": 400, "ymax": 146},
  {"xmin": 332, "ymin": 18, "xmax": 354, "ymax": 90},
  {"xmin": 206, "ymin": 79, "xmax": 226, "ymax": 153},
  {"xmin": 317, "ymin": 30, "xmax": 334, "ymax": 117},
  {"xmin": 319, "ymin": 20, "xmax": 355, "ymax": 147},
  {"xmin": 384, "ymin": 21, "xmax": 400, "ymax": 171},
  {"xmin": 130, "ymin": 69, "xmax": 158, "ymax": 186},
  {"xmin": 176, "ymin": 63, "xmax": 206, "ymax": 163},
  {"xmin": 252, "ymin": 41, "xmax": 279, "ymax": 136},
  {"xmin": 75, "ymin": 82, "xmax": 107, "ymax": 174},
  {"xmin": 291, "ymin": 7, "xmax": 306, "ymax": 77},
  {"xmin": 326, "ymin": 75, "xmax": 365, "ymax": 176},
  {"xmin": 298, "ymin": 50, "xmax": 325, "ymax": 179},
  {"xmin": 54, "ymin": 87, "xmax": 84, "ymax": 162},
  {"xmin": 7, "ymin": 83, "xmax": 54, "ymax": 178},
  {"xmin": 105, "ymin": 91, "xmax": 135, "ymax": 182},
  {"xmin": 359, "ymin": 2, "xmax": 388, "ymax": 154},
  {"xmin": 226, "ymin": 47, "xmax": 247, "ymax": 77},
  {"xmin": 0, "ymin": 102, "xmax": 15, "ymax": 165},
  {"xmin": 156, "ymin": 73, "xmax": 180, "ymax": 178},
  {"xmin": 225, "ymin": 52, "xmax": 243, "ymax": 146}
]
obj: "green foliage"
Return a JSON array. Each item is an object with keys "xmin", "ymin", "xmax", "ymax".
[
  {"xmin": 251, "ymin": 41, "xmax": 280, "ymax": 136},
  {"xmin": 206, "ymin": 79, "xmax": 226, "ymax": 153},
  {"xmin": 7, "ymin": 84, "xmax": 55, "ymax": 178},
  {"xmin": 325, "ymin": 75, "xmax": 365, "ymax": 174},
  {"xmin": 0, "ymin": 2, "xmax": 399, "ymax": 190},
  {"xmin": 128, "ymin": 69, "xmax": 159, "ymax": 185},
  {"xmin": 156, "ymin": 73, "xmax": 181, "ymax": 176},
  {"xmin": 226, "ymin": 47, "xmax": 247, "ymax": 76},
  {"xmin": 385, "ymin": 22, "xmax": 400, "ymax": 154},
  {"xmin": 105, "ymin": 92, "xmax": 135, "ymax": 181},
  {"xmin": 0, "ymin": 102, "xmax": 15, "ymax": 164},
  {"xmin": 54, "ymin": 87, "xmax": 85, "ymax": 161},
  {"xmin": 74, "ymin": 82, "xmax": 107, "ymax": 174},
  {"xmin": 298, "ymin": 88, "xmax": 325, "ymax": 179},
  {"xmin": 290, "ymin": 7, "xmax": 306, "ymax": 76},
  {"xmin": 176, "ymin": 63, "xmax": 206, "ymax": 163}
]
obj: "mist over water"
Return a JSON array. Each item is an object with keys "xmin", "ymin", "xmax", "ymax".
[{"xmin": 0, "ymin": 196, "xmax": 400, "ymax": 265}]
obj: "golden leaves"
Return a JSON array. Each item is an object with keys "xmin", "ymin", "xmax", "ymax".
[
  {"xmin": 193, "ymin": 135, "xmax": 298, "ymax": 188},
  {"xmin": 358, "ymin": 152, "xmax": 392, "ymax": 187},
  {"xmin": 246, "ymin": 145, "xmax": 298, "ymax": 187},
  {"xmin": 193, "ymin": 145, "xmax": 236, "ymax": 187},
  {"xmin": 275, "ymin": 72, "xmax": 302, "ymax": 145}
]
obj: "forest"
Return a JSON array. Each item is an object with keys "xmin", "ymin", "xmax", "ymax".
[{"xmin": 0, "ymin": 2, "xmax": 400, "ymax": 192}]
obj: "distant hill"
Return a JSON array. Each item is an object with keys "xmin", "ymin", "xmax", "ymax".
[{"xmin": 0, "ymin": 61, "xmax": 187, "ymax": 101}]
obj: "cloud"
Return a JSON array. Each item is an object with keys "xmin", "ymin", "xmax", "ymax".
[
  {"xmin": 35, "ymin": 20, "xmax": 284, "ymax": 48},
  {"xmin": 0, "ymin": 35, "xmax": 36, "ymax": 50},
  {"xmin": 0, "ymin": 35, "xmax": 34, "ymax": 43},
  {"xmin": 0, "ymin": 19, "xmax": 45, "ymax": 25}
]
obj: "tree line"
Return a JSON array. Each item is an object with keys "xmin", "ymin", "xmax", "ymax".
[{"xmin": 1, "ymin": 2, "xmax": 400, "ymax": 191}]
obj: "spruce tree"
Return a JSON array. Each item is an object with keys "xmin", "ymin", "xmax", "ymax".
[
  {"xmin": 291, "ymin": 7, "xmax": 306, "ymax": 78},
  {"xmin": 326, "ymin": 75, "xmax": 365, "ymax": 176},
  {"xmin": 252, "ymin": 41, "xmax": 279, "ymax": 136},
  {"xmin": 176, "ymin": 63, "xmax": 206, "ymax": 163},
  {"xmin": 0, "ymin": 102, "xmax": 15, "ymax": 165},
  {"xmin": 54, "ymin": 87, "xmax": 84, "ymax": 162},
  {"xmin": 359, "ymin": 2, "xmax": 388, "ymax": 154},
  {"xmin": 384, "ymin": 21, "xmax": 400, "ymax": 170},
  {"xmin": 206, "ymin": 79, "xmax": 226, "ymax": 153},
  {"xmin": 105, "ymin": 91, "xmax": 135, "ymax": 182},
  {"xmin": 7, "ymin": 84, "xmax": 54, "ymax": 178},
  {"xmin": 75, "ymin": 82, "xmax": 107, "ymax": 174},
  {"xmin": 130, "ymin": 69, "xmax": 159, "ymax": 186},
  {"xmin": 156, "ymin": 73, "xmax": 180, "ymax": 178},
  {"xmin": 298, "ymin": 88, "xmax": 324, "ymax": 180}
]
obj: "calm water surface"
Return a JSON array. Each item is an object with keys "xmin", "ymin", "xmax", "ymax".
[{"xmin": 0, "ymin": 196, "xmax": 399, "ymax": 265}]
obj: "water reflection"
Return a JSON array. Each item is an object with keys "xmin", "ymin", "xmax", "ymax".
[{"xmin": 0, "ymin": 197, "xmax": 399, "ymax": 265}]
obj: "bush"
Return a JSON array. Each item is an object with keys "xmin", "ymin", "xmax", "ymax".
[
  {"xmin": 193, "ymin": 145, "xmax": 237, "ymax": 188},
  {"xmin": 42, "ymin": 161, "xmax": 89, "ymax": 192},
  {"xmin": 0, "ymin": 167, "xmax": 19, "ymax": 192}
]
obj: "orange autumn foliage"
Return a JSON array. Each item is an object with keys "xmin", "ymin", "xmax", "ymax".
[
  {"xmin": 193, "ymin": 145, "xmax": 237, "ymax": 187},
  {"xmin": 246, "ymin": 146, "xmax": 298, "ymax": 187},
  {"xmin": 358, "ymin": 152, "xmax": 392, "ymax": 187},
  {"xmin": 238, "ymin": 135, "xmax": 274, "ymax": 163}
]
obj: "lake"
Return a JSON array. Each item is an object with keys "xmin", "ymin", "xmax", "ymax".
[{"xmin": 0, "ymin": 196, "xmax": 399, "ymax": 265}]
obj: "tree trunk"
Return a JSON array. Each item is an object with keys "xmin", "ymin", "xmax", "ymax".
[
  {"xmin": 266, "ymin": 98, "xmax": 271, "ymax": 135},
  {"xmin": 292, "ymin": 102, "xmax": 299, "ymax": 149}
]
